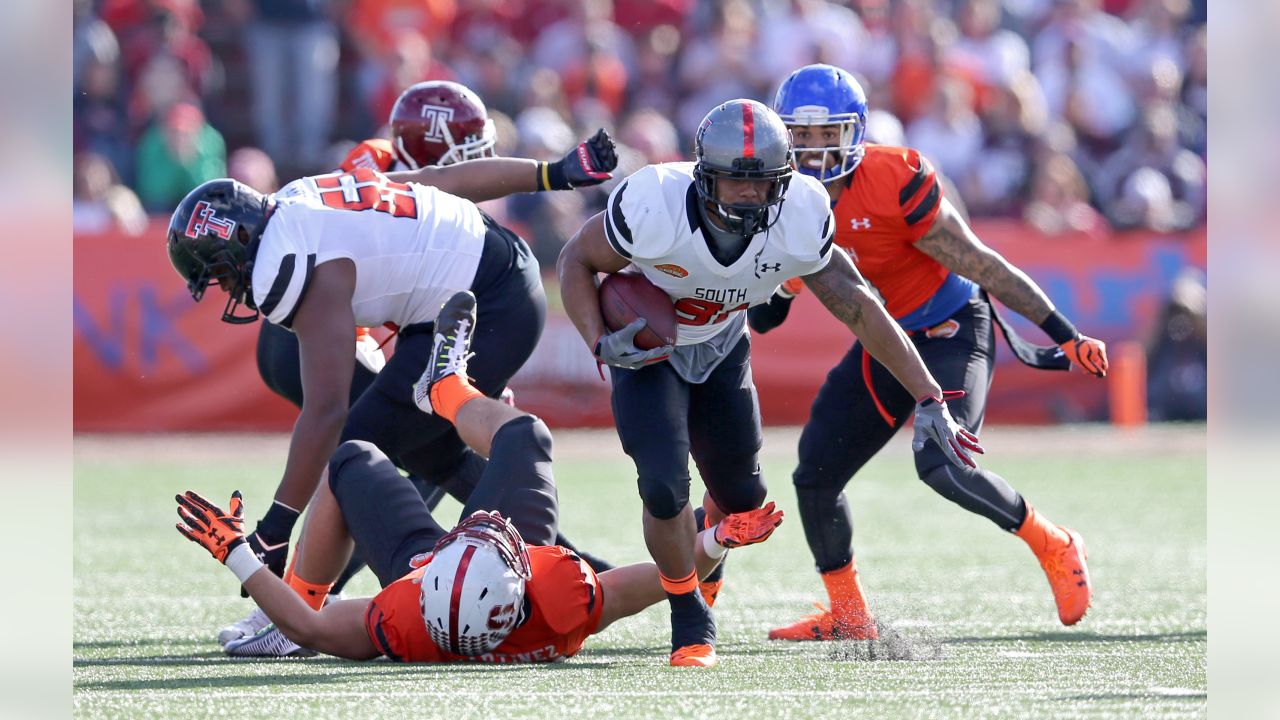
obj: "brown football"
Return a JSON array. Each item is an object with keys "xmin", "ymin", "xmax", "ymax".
[{"xmin": 598, "ymin": 271, "xmax": 677, "ymax": 350}]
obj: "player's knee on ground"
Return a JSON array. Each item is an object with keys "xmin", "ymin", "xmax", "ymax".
[{"xmin": 328, "ymin": 439, "xmax": 390, "ymax": 494}]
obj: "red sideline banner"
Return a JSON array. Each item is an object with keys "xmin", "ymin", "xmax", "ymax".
[{"xmin": 74, "ymin": 220, "xmax": 1204, "ymax": 431}]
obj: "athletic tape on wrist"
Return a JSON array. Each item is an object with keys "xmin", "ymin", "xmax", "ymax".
[
  {"xmin": 700, "ymin": 528, "xmax": 728, "ymax": 560},
  {"xmin": 225, "ymin": 542, "xmax": 265, "ymax": 584}
]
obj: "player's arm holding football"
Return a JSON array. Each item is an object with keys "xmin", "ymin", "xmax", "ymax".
[
  {"xmin": 556, "ymin": 212, "xmax": 673, "ymax": 369},
  {"xmin": 802, "ymin": 247, "xmax": 983, "ymax": 467},
  {"xmin": 175, "ymin": 490, "xmax": 380, "ymax": 659},
  {"xmin": 388, "ymin": 129, "xmax": 617, "ymax": 203},
  {"xmin": 915, "ymin": 198, "xmax": 1108, "ymax": 377}
]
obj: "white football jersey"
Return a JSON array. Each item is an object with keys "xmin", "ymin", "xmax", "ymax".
[
  {"xmin": 252, "ymin": 168, "xmax": 487, "ymax": 329},
  {"xmin": 604, "ymin": 162, "xmax": 834, "ymax": 347}
]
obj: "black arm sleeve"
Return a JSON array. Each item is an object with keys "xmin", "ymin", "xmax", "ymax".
[{"xmin": 747, "ymin": 292, "xmax": 795, "ymax": 334}]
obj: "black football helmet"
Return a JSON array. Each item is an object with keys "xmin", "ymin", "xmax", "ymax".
[{"xmin": 165, "ymin": 179, "xmax": 272, "ymax": 324}]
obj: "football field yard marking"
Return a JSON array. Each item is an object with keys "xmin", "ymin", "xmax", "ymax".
[{"xmin": 74, "ymin": 425, "xmax": 1206, "ymax": 720}]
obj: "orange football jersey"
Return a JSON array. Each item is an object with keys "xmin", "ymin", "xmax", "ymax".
[
  {"xmin": 831, "ymin": 144, "xmax": 946, "ymax": 319},
  {"xmin": 340, "ymin": 138, "xmax": 398, "ymax": 174},
  {"xmin": 364, "ymin": 545, "xmax": 603, "ymax": 663}
]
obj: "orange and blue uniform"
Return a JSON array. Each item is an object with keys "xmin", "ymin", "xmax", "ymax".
[
  {"xmin": 749, "ymin": 143, "xmax": 1031, "ymax": 580},
  {"xmin": 827, "ymin": 144, "xmax": 976, "ymax": 332},
  {"xmin": 364, "ymin": 545, "xmax": 603, "ymax": 663}
]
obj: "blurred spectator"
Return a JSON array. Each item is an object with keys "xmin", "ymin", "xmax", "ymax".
[
  {"xmin": 675, "ymin": 0, "xmax": 760, "ymax": 137},
  {"xmin": 907, "ymin": 75, "xmax": 983, "ymax": 180},
  {"xmin": 1129, "ymin": 0, "xmax": 1191, "ymax": 74},
  {"xmin": 532, "ymin": 0, "xmax": 636, "ymax": 79},
  {"xmin": 73, "ymin": 152, "xmax": 148, "ymax": 236},
  {"xmin": 234, "ymin": 0, "xmax": 339, "ymax": 172},
  {"xmin": 1180, "ymin": 25, "xmax": 1207, "ymax": 136},
  {"xmin": 227, "ymin": 147, "xmax": 279, "ymax": 194},
  {"xmin": 948, "ymin": 0, "xmax": 1031, "ymax": 99},
  {"xmin": 962, "ymin": 71, "xmax": 1048, "ymax": 215},
  {"xmin": 889, "ymin": 7, "xmax": 954, "ymax": 124},
  {"xmin": 560, "ymin": 36, "xmax": 629, "ymax": 119},
  {"xmin": 1035, "ymin": 36, "xmax": 1135, "ymax": 150},
  {"xmin": 1136, "ymin": 57, "xmax": 1205, "ymax": 156},
  {"xmin": 1094, "ymin": 103, "xmax": 1204, "ymax": 230},
  {"xmin": 1146, "ymin": 268, "xmax": 1206, "ymax": 421},
  {"xmin": 1022, "ymin": 152, "xmax": 1109, "ymax": 237},
  {"xmin": 864, "ymin": 108, "xmax": 907, "ymax": 146},
  {"xmin": 74, "ymin": 46, "xmax": 133, "ymax": 182},
  {"xmin": 348, "ymin": 0, "xmax": 458, "ymax": 132},
  {"xmin": 627, "ymin": 25, "xmax": 683, "ymax": 116},
  {"xmin": 1032, "ymin": 0, "xmax": 1135, "ymax": 76},
  {"xmin": 619, "ymin": 108, "xmax": 682, "ymax": 164},
  {"xmin": 135, "ymin": 102, "xmax": 226, "ymax": 211},
  {"xmin": 74, "ymin": 0, "xmax": 120, "ymax": 86},
  {"xmin": 755, "ymin": 0, "xmax": 868, "ymax": 87},
  {"xmin": 847, "ymin": 0, "xmax": 897, "ymax": 88},
  {"xmin": 367, "ymin": 30, "xmax": 456, "ymax": 128},
  {"xmin": 613, "ymin": 0, "xmax": 692, "ymax": 36}
]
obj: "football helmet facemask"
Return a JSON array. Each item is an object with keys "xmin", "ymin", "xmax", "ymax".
[
  {"xmin": 390, "ymin": 81, "xmax": 497, "ymax": 169},
  {"xmin": 693, "ymin": 99, "xmax": 794, "ymax": 239},
  {"xmin": 419, "ymin": 511, "xmax": 533, "ymax": 657},
  {"xmin": 773, "ymin": 63, "xmax": 869, "ymax": 184},
  {"xmin": 165, "ymin": 179, "xmax": 271, "ymax": 324}
]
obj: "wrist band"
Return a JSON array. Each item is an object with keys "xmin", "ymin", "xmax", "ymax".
[
  {"xmin": 700, "ymin": 528, "xmax": 728, "ymax": 560},
  {"xmin": 225, "ymin": 542, "xmax": 265, "ymax": 584},
  {"xmin": 536, "ymin": 160, "xmax": 570, "ymax": 191},
  {"xmin": 537, "ymin": 162, "xmax": 552, "ymax": 192},
  {"xmin": 1038, "ymin": 310, "xmax": 1079, "ymax": 345}
]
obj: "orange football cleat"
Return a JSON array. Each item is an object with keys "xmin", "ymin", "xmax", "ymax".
[
  {"xmin": 1035, "ymin": 527, "xmax": 1092, "ymax": 625},
  {"xmin": 767, "ymin": 603, "xmax": 879, "ymax": 642},
  {"xmin": 700, "ymin": 579, "xmax": 723, "ymax": 608},
  {"xmin": 670, "ymin": 643, "xmax": 718, "ymax": 668}
]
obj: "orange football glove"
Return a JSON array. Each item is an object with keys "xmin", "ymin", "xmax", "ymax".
[
  {"xmin": 1060, "ymin": 335, "xmax": 1109, "ymax": 378},
  {"xmin": 176, "ymin": 490, "xmax": 247, "ymax": 563},
  {"xmin": 714, "ymin": 502, "xmax": 785, "ymax": 548},
  {"xmin": 778, "ymin": 277, "xmax": 806, "ymax": 298}
]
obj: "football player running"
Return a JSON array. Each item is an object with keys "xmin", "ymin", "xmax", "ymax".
[
  {"xmin": 557, "ymin": 99, "xmax": 981, "ymax": 667},
  {"xmin": 756, "ymin": 64, "xmax": 1105, "ymax": 642},
  {"xmin": 176, "ymin": 291, "xmax": 786, "ymax": 663},
  {"xmin": 165, "ymin": 120, "xmax": 617, "ymax": 610}
]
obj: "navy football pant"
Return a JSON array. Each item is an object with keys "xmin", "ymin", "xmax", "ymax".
[
  {"xmin": 792, "ymin": 295, "xmax": 1027, "ymax": 572},
  {"xmin": 327, "ymin": 416, "xmax": 559, "ymax": 588},
  {"xmin": 609, "ymin": 335, "xmax": 766, "ymax": 520}
]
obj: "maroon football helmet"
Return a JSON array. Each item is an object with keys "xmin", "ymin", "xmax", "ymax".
[{"xmin": 390, "ymin": 81, "xmax": 497, "ymax": 169}]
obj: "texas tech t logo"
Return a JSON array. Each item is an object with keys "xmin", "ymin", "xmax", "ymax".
[
  {"xmin": 184, "ymin": 201, "xmax": 237, "ymax": 240},
  {"xmin": 419, "ymin": 104, "xmax": 455, "ymax": 141}
]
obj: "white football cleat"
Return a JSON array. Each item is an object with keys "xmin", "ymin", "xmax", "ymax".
[
  {"xmin": 218, "ymin": 606, "xmax": 271, "ymax": 647},
  {"xmin": 224, "ymin": 623, "xmax": 317, "ymax": 658}
]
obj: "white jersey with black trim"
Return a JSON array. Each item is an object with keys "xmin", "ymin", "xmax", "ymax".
[
  {"xmin": 603, "ymin": 162, "xmax": 834, "ymax": 380},
  {"xmin": 251, "ymin": 170, "xmax": 487, "ymax": 329}
]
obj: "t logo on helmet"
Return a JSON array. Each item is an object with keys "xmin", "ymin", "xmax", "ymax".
[
  {"xmin": 419, "ymin": 104, "xmax": 456, "ymax": 142},
  {"xmin": 184, "ymin": 201, "xmax": 237, "ymax": 240}
]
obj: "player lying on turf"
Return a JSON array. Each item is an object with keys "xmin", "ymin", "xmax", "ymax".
[{"xmin": 176, "ymin": 291, "xmax": 784, "ymax": 662}]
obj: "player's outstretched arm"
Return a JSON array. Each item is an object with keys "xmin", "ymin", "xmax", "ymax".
[
  {"xmin": 915, "ymin": 198, "xmax": 1108, "ymax": 377},
  {"xmin": 388, "ymin": 129, "xmax": 617, "ymax": 203},
  {"xmin": 593, "ymin": 505, "xmax": 784, "ymax": 632},
  {"xmin": 803, "ymin": 249, "xmax": 983, "ymax": 468},
  {"xmin": 175, "ymin": 490, "xmax": 380, "ymax": 659}
]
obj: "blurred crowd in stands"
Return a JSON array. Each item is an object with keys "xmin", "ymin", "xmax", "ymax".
[{"xmin": 73, "ymin": 0, "xmax": 1207, "ymax": 263}]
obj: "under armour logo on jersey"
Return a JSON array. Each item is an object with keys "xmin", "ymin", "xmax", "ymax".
[
  {"xmin": 850, "ymin": 217, "xmax": 872, "ymax": 230},
  {"xmin": 756, "ymin": 261, "xmax": 782, "ymax": 276},
  {"xmin": 419, "ymin": 104, "xmax": 456, "ymax": 141},
  {"xmin": 184, "ymin": 201, "xmax": 237, "ymax": 240}
]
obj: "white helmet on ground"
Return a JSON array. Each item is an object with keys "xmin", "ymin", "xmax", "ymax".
[{"xmin": 420, "ymin": 510, "xmax": 533, "ymax": 656}]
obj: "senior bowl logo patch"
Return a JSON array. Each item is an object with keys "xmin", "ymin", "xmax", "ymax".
[
  {"xmin": 924, "ymin": 319, "xmax": 960, "ymax": 339},
  {"xmin": 655, "ymin": 263, "xmax": 689, "ymax": 279}
]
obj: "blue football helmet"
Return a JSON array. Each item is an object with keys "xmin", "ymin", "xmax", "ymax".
[{"xmin": 773, "ymin": 64, "xmax": 868, "ymax": 184}]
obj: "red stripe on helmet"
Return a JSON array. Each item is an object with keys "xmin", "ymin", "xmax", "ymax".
[
  {"xmin": 447, "ymin": 544, "xmax": 478, "ymax": 656},
  {"xmin": 741, "ymin": 102, "xmax": 755, "ymax": 158}
]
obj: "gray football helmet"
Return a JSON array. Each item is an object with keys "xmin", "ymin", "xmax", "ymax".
[{"xmin": 693, "ymin": 99, "xmax": 794, "ymax": 238}]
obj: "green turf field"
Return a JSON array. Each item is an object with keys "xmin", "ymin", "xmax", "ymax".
[{"xmin": 73, "ymin": 426, "xmax": 1205, "ymax": 719}]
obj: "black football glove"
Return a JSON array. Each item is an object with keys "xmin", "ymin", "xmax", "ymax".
[{"xmin": 542, "ymin": 128, "xmax": 617, "ymax": 190}]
